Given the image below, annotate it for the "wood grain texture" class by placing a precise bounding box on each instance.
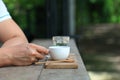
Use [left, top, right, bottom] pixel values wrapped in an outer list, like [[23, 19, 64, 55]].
[[32, 39, 90, 80], [45, 54, 78, 69], [0, 65, 43, 80], [0, 39, 90, 80]]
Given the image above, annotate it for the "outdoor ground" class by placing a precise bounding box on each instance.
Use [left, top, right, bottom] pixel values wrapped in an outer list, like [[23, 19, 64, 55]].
[[78, 40, 120, 80], [77, 24, 120, 80]]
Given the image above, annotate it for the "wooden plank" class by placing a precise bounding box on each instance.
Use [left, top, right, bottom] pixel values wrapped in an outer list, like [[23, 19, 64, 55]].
[[32, 39, 53, 48], [45, 62, 78, 69], [45, 54, 78, 69], [32, 39, 90, 80], [0, 65, 43, 80], [0, 40, 48, 80], [0, 40, 51, 80]]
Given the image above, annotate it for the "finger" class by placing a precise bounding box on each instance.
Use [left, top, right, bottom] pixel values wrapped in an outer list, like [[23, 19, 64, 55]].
[[29, 43, 49, 54], [31, 57, 38, 62], [31, 51, 44, 59]]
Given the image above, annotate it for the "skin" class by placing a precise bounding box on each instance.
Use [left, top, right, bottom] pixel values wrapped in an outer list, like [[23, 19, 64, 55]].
[[0, 19, 49, 67]]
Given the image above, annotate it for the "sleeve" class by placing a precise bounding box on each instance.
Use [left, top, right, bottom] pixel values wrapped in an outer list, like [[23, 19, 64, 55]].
[[0, 0, 11, 22]]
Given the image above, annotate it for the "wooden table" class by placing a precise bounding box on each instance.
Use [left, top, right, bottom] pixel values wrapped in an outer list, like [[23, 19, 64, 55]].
[[0, 39, 90, 80]]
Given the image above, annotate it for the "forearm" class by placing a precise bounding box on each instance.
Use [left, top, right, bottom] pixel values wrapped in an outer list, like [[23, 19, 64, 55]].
[[0, 19, 28, 47], [2, 36, 28, 47]]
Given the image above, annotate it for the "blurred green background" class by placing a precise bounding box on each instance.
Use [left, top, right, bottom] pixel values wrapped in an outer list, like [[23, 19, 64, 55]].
[[4, 0, 120, 80]]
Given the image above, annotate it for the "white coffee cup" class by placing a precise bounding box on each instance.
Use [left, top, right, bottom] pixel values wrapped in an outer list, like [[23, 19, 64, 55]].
[[49, 46, 70, 60]]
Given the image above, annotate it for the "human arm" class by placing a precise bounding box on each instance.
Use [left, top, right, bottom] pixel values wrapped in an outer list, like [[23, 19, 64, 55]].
[[0, 43, 49, 67], [0, 19, 28, 47], [0, 0, 28, 47], [0, 0, 49, 67], [0, 19, 49, 67]]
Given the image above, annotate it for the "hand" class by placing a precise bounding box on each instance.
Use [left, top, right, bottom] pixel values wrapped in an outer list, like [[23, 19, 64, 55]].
[[6, 43, 49, 66]]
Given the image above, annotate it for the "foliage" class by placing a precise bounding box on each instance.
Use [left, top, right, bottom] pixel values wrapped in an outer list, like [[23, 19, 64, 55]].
[[3, 0, 120, 29], [76, 0, 120, 28], [104, 0, 120, 23], [4, 0, 44, 29]]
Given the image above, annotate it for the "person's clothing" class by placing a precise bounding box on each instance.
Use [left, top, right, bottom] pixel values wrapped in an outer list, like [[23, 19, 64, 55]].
[[0, 0, 11, 22]]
